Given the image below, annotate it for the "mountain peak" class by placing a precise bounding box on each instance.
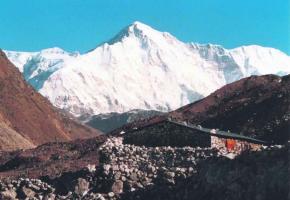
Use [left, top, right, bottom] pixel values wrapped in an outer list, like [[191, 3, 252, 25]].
[[129, 21, 154, 32], [4, 22, 290, 117], [127, 21, 159, 39], [106, 21, 173, 45]]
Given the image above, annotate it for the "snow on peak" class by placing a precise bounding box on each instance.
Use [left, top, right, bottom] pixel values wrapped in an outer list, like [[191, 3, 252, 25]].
[[229, 45, 290, 76], [40, 47, 67, 54], [4, 22, 290, 117], [131, 21, 153, 31], [132, 21, 147, 26], [3, 50, 36, 72], [105, 21, 177, 47]]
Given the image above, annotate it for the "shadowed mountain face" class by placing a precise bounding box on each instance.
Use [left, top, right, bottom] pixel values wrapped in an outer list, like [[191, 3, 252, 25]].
[[0, 50, 101, 151], [111, 75, 290, 144], [83, 109, 164, 133]]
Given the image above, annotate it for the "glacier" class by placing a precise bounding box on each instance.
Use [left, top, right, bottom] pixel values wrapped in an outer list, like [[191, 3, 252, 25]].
[[4, 21, 290, 116]]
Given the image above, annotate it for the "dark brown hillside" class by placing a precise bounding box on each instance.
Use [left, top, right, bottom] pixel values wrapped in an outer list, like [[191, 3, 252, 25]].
[[0, 50, 101, 150], [172, 75, 289, 143], [111, 75, 289, 144], [0, 135, 107, 179]]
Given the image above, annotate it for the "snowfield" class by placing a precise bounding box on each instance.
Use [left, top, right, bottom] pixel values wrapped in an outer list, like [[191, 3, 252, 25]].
[[4, 21, 290, 116]]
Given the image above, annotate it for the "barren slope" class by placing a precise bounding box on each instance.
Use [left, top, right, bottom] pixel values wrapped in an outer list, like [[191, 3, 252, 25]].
[[0, 50, 101, 150]]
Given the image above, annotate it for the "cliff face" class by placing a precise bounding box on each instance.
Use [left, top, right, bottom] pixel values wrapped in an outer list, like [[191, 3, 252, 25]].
[[0, 50, 101, 151]]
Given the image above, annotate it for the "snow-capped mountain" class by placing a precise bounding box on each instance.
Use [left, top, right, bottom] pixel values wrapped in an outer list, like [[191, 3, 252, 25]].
[[4, 21, 290, 116]]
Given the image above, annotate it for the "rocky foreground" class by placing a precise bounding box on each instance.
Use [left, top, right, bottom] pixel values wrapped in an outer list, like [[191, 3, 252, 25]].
[[0, 137, 288, 200]]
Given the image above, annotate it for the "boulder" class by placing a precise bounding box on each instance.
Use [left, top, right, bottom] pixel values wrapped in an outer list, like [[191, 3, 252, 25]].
[[111, 180, 123, 194], [20, 186, 36, 198], [74, 178, 89, 196], [0, 189, 17, 200]]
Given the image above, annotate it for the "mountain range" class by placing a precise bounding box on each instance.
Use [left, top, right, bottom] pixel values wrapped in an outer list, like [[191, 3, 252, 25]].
[[4, 22, 290, 118]]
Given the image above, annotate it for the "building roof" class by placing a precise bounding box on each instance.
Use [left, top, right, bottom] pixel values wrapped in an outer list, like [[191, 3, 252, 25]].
[[166, 120, 269, 145], [126, 118, 269, 145]]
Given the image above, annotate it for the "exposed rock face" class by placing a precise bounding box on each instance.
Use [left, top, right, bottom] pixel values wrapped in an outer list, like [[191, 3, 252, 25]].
[[0, 50, 101, 151], [112, 75, 290, 144]]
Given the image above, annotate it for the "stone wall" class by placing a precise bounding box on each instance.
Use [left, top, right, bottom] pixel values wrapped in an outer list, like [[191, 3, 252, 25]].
[[0, 137, 286, 200]]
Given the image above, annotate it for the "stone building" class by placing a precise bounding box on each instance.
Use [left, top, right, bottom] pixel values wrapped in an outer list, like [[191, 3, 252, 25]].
[[124, 120, 211, 147], [123, 119, 268, 154]]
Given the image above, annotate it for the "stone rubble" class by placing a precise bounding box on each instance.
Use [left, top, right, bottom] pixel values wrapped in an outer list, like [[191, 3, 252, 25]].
[[0, 137, 286, 200], [97, 137, 218, 193]]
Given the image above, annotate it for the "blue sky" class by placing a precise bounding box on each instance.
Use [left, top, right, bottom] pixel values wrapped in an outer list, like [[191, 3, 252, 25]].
[[0, 0, 289, 54]]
